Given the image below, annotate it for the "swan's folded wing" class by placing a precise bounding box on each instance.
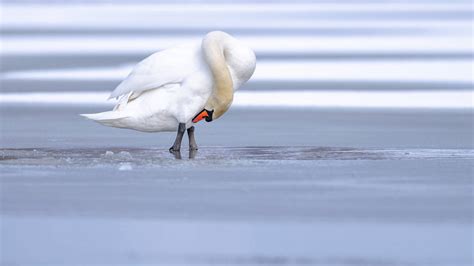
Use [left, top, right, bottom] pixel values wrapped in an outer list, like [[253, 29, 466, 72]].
[[109, 44, 200, 99]]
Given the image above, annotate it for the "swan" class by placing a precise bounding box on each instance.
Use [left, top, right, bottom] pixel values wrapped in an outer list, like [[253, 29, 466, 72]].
[[81, 31, 256, 152]]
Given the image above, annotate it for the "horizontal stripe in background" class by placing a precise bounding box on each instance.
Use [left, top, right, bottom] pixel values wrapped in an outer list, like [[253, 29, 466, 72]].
[[1, 60, 472, 82], [0, 1, 472, 109], [2, 36, 472, 55], [1, 91, 472, 109]]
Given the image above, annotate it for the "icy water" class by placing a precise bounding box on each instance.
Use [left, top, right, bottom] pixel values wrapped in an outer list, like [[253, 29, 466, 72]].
[[1, 0, 473, 265], [1, 107, 473, 266]]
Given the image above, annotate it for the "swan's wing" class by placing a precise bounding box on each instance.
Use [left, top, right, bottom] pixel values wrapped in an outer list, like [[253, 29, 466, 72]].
[[109, 44, 201, 99]]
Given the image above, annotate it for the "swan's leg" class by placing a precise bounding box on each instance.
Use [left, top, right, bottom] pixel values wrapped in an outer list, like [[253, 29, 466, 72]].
[[169, 123, 186, 152], [187, 126, 198, 151]]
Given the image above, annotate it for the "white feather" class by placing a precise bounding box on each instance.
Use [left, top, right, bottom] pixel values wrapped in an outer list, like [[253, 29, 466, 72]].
[[82, 31, 256, 132], [108, 43, 201, 99]]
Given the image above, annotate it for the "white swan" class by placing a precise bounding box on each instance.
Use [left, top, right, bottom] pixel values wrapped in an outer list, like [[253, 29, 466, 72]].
[[82, 31, 256, 151]]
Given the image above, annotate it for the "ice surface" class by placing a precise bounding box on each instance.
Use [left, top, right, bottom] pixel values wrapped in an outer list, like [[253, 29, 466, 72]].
[[118, 162, 133, 171], [2, 146, 473, 266], [2, 106, 471, 265], [1, 146, 473, 168], [2, 216, 472, 266]]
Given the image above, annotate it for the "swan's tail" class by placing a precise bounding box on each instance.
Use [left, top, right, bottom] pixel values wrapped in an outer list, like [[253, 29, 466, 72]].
[[81, 110, 129, 121], [80, 111, 130, 127]]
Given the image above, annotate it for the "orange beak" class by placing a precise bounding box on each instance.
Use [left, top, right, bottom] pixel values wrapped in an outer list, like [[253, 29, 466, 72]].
[[192, 109, 209, 123]]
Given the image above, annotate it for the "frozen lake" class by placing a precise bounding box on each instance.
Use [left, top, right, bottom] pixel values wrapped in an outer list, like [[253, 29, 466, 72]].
[[1, 0, 473, 265], [1, 107, 473, 265]]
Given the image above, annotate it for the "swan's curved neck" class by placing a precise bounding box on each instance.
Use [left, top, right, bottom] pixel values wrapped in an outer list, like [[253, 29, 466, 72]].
[[201, 32, 234, 120]]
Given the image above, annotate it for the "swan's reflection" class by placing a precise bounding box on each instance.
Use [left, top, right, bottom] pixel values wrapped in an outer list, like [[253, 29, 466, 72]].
[[169, 149, 197, 160], [169, 150, 182, 159], [189, 149, 198, 159]]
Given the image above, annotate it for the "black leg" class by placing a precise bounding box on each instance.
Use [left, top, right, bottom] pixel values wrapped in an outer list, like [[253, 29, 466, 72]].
[[169, 123, 186, 152], [187, 126, 198, 151]]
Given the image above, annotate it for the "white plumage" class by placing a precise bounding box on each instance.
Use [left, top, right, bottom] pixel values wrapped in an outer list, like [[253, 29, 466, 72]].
[[82, 31, 256, 133]]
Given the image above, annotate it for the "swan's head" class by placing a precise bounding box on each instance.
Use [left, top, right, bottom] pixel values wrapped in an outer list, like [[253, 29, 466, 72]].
[[193, 31, 256, 124], [192, 108, 214, 123], [224, 37, 256, 89]]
